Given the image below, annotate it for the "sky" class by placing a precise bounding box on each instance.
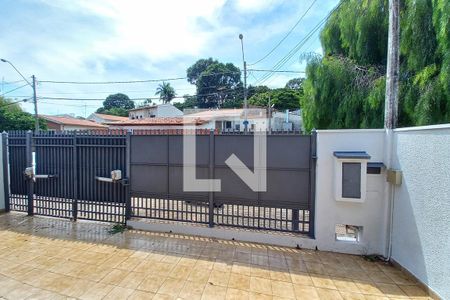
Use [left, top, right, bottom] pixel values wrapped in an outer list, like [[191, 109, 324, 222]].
[[0, 0, 339, 117]]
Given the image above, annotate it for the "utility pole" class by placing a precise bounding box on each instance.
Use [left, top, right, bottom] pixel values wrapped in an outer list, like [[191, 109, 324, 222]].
[[384, 0, 400, 129], [239, 34, 248, 131], [268, 95, 272, 134], [32, 75, 39, 132]]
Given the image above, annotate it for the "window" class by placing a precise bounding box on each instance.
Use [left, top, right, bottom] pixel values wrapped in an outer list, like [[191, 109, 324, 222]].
[[225, 121, 232, 129], [235, 124, 240, 131], [342, 162, 361, 198]]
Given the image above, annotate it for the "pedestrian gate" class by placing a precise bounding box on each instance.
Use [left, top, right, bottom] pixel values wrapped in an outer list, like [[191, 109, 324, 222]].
[[2, 130, 316, 235]]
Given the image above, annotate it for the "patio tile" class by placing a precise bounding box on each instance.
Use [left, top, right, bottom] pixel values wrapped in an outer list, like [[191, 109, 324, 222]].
[[250, 276, 272, 295], [202, 283, 227, 300], [293, 284, 320, 299], [208, 269, 231, 286], [316, 287, 344, 300], [103, 286, 135, 300], [0, 214, 431, 300], [137, 274, 166, 293], [178, 280, 206, 300], [79, 282, 115, 300], [157, 277, 185, 297], [228, 273, 251, 290], [271, 280, 296, 299], [226, 287, 250, 299]]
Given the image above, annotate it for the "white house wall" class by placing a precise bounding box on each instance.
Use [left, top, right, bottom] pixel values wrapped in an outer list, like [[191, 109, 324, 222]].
[[390, 125, 450, 300]]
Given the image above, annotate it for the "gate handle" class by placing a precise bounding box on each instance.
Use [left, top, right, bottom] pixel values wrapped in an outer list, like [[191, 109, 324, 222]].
[[96, 170, 126, 184], [34, 174, 57, 179]]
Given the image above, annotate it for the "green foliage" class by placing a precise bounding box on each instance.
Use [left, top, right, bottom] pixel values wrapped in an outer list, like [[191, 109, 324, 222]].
[[249, 88, 301, 110], [186, 58, 242, 108], [173, 95, 198, 111], [155, 82, 176, 104], [302, 0, 450, 131], [0, 97, 47, 131], [96, 107, 129, 117], [107, 223, 128, 234], [98, 93, 135, 113], [285, 78, 305, 91]]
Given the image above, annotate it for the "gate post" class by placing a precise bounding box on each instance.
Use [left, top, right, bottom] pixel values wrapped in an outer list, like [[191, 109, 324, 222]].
[[208, 129, 215, 227], [125, 130, 132, 220], [309, 129, 317, 238], [2, 132, 10, 212], [26, 130, 34, 216], [72, 132, 78, 221]]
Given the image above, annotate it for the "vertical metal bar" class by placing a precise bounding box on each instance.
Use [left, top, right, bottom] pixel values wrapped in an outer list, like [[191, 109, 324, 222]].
[[292, 209, 299, 231], [308, 130, 317, 238], [2, 132, 10, 212], [72, 132, 78, 220], [208, 130, 214, 227], [125, 130, 132, 220], [26, 131, 33, 215]]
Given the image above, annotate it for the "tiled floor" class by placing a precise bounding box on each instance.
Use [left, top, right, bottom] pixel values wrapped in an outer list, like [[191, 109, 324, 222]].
[[0, 213, 431, 300]]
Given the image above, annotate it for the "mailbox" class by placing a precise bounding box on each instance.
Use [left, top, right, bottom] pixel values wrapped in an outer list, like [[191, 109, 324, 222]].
[[333, 151, 370, 203]]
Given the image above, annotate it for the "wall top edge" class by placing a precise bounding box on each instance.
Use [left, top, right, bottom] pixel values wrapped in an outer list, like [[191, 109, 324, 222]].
[[394, 123, 450, 132]]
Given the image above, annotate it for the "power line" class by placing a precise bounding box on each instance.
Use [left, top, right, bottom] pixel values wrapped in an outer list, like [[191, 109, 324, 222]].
[[0, 97, 32, 108], [254, 1, 343, 85], [0, 83, 29, 97], [39, 76, 187, 85], [249, 0, 317, 66], [250, 69, 305, 74]]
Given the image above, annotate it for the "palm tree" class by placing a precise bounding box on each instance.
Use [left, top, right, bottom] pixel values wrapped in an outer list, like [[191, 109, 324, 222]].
[[155, 82, 176, 104]]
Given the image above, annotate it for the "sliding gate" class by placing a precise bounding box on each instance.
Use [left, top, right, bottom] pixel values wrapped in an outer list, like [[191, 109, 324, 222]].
[[2, 130, 316, 235], [129, 130, 316, 234]]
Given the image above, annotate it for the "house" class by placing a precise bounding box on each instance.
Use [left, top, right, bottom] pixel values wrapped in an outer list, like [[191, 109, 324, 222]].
[[87, 113, 128, 124], [41, 115, 107, 131], [186, 108, 303, 132], [106, 117, 208, 130], [128, 104, 183, 119]]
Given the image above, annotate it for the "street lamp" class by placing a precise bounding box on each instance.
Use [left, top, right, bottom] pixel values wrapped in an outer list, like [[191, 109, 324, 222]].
[[1, 58, 38, 131], [239, 34, 248, 131]]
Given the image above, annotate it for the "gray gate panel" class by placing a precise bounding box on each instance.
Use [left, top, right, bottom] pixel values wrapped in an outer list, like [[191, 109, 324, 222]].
[[266, 136, 310, 168], [131, 165, 168, 195], [169, 166, 209, 200], [260, 169, 310, 209], [214, 135, 254, 168], [131, 135, 168, 164], [169, 135, 209, 166], [214, 167, 258, 204]]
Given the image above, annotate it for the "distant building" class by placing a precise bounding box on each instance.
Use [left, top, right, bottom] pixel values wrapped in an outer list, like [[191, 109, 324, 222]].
[[128, 104, 183, 119], [106, 117, 208, 130], [87, 113, 128, 124], [41, 115, 107, 131]]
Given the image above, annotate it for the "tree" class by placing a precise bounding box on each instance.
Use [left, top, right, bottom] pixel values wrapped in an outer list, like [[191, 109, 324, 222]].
[[0, 97, 47, 131], [186, 58, 217, 85], [249, 88, 301, 111], [155, 82, 176, 104], [247, 85, 271, 99], [285, 78, 305, 91], [301, 0, 450, 131], [96, 93, 135, 116], [187, 59, 242, 108], [173, 95, 198, 111]]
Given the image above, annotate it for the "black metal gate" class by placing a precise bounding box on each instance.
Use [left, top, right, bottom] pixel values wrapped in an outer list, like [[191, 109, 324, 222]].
[[129, 130, 316, 235], [3, 131, 128, 223], [2, 130, 316, 235]]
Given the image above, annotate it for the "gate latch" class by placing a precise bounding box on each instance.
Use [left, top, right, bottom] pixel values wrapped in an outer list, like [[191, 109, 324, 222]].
[[24, 167, 34, 179], [96, 170, 123, 183]]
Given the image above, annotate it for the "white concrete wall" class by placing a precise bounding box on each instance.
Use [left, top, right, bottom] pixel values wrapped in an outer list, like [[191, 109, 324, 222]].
[[156, 104, 183, 117], [390, 124, 450, 300], [315, 129, 388, 255]]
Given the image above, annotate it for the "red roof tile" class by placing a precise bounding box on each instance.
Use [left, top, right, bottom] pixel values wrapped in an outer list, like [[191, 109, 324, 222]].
[[41, 115, 107, 128]]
